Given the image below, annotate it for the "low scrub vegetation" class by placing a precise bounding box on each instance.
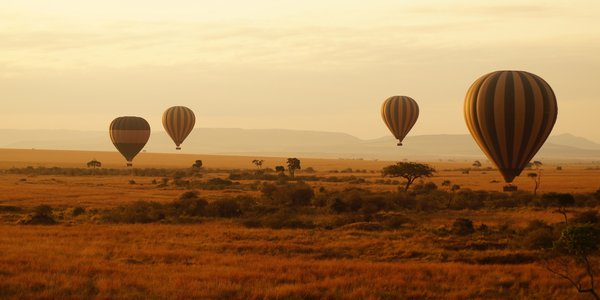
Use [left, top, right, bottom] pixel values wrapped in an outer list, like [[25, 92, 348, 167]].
[[1, 167, 600, 299]]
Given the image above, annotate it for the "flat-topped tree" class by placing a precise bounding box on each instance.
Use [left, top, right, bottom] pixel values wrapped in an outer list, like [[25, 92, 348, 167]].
[[252, 159, 264, 169], [87, 159, 101, 168], [382, 162, 436, 191], [192, 160, 203, 170]]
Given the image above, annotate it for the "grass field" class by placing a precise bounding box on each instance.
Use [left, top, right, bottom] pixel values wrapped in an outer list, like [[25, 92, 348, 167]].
[[0, 223, 578, 299], [1, 148, 599, 299]]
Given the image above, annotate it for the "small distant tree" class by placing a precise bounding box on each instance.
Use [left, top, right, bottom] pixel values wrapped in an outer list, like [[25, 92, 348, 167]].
[[192, 160, 203, 170], [87, 159, 102, 168], [528, 161, 543, 196], [528, 172, 540, 196], [252, 159, 264, 169], [472, 160, 482, 168], [544, 224, 600, 300], [275, 166, 285, 175], [287, 158, 301, 179], [382, 162, 436, 191], [451, 184, 461, 193], [443, 181, 461, 208]]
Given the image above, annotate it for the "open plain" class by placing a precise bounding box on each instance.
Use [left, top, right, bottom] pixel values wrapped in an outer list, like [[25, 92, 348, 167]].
[[1, 148, 599, 299]]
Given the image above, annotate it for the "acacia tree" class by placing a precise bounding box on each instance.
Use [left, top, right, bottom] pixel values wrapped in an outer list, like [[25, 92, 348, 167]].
[[441, 180, 451, 188], [472, 160, 482, 168], [192, 160, 203, 170], [382, 162, 436, 191], [252, 159, 264, 169], [528, 161, 543, 196], [545, 224, 600, 299], [87, 159, 102, 168], [286, 158, 301, 178], [528, 172, 541, 196]]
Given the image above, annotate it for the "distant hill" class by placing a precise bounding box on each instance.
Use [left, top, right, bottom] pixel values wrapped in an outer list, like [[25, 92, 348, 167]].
[[547, 133, 600, 150], [0, 128, 599, 160]]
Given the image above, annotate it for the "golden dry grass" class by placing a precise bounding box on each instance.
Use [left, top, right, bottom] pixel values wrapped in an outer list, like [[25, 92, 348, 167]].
[[1, 149, 599, 299], [0, 223, 584, 299]]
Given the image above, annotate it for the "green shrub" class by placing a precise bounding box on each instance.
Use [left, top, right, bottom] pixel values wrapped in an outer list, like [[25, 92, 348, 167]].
[[289, 184, 315, 206], [415, 193, 443, 211], [243, 209, 315, 229], [206, 199, 242, 218], [412, 181, 438, 194], [0, 205, 23, 213], [172, 191, 208, 217], [452, 190, 486, 210], [71, 206, 86, 217], [571, 210, 599, 224], [328, 197, 348, 213], [540, 192, 575, 207], [18, 205, 56, 225], [266, 183, 315, 206], [452, 218, 474, 235], [522, 228, 555, 250], [105, 201, 167, 223], [554, 224, 600, 256]]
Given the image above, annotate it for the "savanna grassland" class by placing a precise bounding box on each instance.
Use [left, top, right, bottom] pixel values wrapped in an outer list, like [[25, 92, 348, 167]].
[[1, 149, 600, 299]]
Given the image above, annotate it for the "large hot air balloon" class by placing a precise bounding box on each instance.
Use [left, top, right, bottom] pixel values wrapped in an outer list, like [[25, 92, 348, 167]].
[[464, 70, 558, 190], [109, 116, 151, 167], [381, 96, 419, 146], [162, 106, 195, 150]]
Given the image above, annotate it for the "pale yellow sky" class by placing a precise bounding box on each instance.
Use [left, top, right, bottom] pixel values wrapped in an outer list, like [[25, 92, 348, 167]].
[[1, 0, 599, 141]]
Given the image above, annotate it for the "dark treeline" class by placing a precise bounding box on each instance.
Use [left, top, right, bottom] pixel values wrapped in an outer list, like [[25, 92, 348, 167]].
[[4, 166, 238, 177]]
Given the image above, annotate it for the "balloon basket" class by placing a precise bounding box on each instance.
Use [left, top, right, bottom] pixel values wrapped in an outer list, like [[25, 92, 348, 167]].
[[503, 185, 517, 192], [127, 163, 133, 167], [176, 147, 181, 150], [397, 142, 403, 146]]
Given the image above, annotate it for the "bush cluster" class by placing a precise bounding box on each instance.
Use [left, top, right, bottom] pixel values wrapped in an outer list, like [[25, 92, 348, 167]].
[[100, 191, 247, 223]]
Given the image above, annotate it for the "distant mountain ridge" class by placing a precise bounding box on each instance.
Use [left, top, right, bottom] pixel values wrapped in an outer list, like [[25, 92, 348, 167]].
[[0, 128, 599, 160]]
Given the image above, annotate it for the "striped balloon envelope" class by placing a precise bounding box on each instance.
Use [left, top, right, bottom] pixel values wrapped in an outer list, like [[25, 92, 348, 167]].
[[109, 116, 151, 167], [381, 96, 419, 146], [464, 70, 558, 185], [162, 106, 195, 150]]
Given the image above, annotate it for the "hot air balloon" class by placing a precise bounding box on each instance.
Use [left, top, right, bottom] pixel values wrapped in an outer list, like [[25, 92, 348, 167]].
[[162, 106, 195, 150], [464, 70, 558, 191], [381, 96, 419, 146], [109, 116, 151, 167]]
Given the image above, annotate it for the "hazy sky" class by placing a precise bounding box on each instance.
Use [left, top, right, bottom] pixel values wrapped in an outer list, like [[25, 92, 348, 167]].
[[1, 0, 599, 142]]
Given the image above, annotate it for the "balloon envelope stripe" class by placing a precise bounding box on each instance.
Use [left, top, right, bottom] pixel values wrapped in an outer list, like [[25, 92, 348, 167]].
[[480, 72, 503, 170], [464, 70, 557, 183], [163, 106, 195, 148], [381, 96, 419, 145], [516, 72, 537, 168], [503, 72, 516, 169], [109, 116, 150, 165], [511, 72, 527, 169]]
